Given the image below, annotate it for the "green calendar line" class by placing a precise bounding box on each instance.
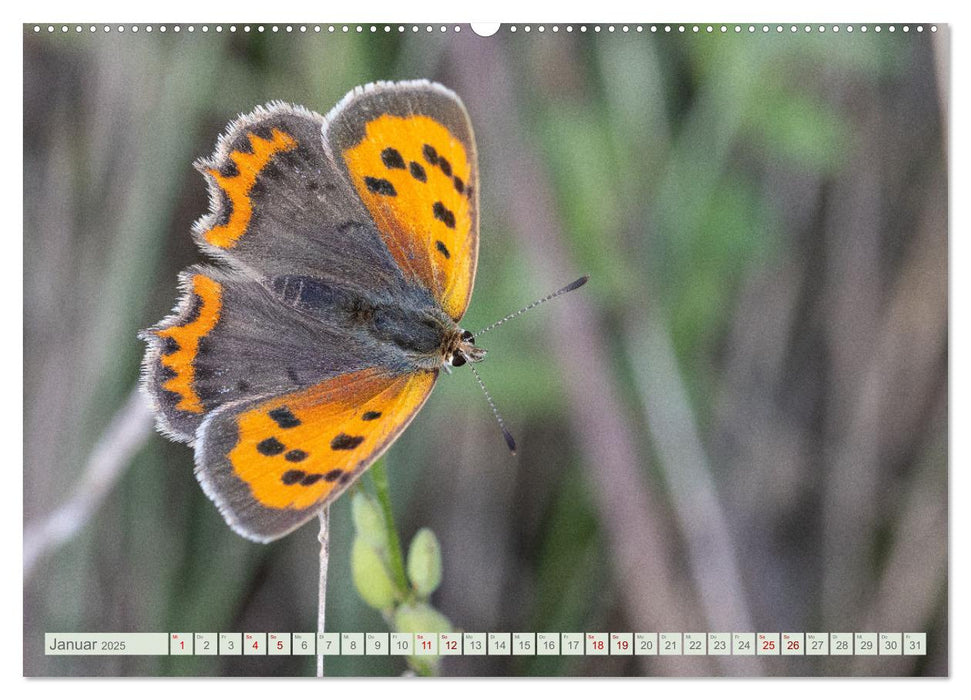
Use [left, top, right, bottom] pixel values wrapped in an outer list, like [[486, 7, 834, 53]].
[[45, 632, 927, 657]]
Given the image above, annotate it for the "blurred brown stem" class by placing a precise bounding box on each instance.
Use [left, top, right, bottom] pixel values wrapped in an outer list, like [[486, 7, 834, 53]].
[[627, 312, 762, 675], [853, 398, 946, 675]]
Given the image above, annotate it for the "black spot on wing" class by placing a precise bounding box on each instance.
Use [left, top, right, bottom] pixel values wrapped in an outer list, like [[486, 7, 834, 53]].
[[436, 241, 451, 259], [160, 336, 180, 356], [281, 470, 304, 485], [331, 433, 364, 451], [217, 160, 239, 178], [231, 134, 255, 155], [362, 411, 382, 421], [364, 176, 396, 196], [282, 469, 323, 486], [409, 161, 427, 182], [381, 147, 406, 169], [268, 406, 301, 429], [250, 125, 274, 141], [257, 437, 285, 456], [432, 202, 456, 229]]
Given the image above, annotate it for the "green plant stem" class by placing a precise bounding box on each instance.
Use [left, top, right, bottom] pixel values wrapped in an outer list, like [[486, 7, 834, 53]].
[[369, 459, 409, 592]]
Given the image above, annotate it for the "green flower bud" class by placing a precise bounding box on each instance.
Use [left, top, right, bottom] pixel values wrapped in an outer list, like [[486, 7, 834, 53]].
[[394, 602, 452, 635], [396, 603, 451, 676], [351, 538, 397, 610], [406, 528, 443, 596], [351, 492, 387, 550]]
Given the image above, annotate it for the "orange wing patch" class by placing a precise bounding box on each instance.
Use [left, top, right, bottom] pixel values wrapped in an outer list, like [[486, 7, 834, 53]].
[[342, 115, 475, 320], [204, 128, 297, 249], [155, 274, 223, 414], [229, 368, 436, 510]]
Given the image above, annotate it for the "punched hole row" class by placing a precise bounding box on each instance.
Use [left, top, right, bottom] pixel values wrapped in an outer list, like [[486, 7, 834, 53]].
[[30, 24, 938, 35]]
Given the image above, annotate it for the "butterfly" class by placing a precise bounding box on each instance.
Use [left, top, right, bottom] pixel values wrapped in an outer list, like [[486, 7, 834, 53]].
[[141, 81, 486, 543]]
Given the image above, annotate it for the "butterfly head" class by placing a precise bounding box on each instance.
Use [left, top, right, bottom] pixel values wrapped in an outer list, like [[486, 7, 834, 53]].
[[444, 328, 486, 370]]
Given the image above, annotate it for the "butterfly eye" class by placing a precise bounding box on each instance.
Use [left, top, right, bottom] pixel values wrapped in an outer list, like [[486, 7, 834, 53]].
[[451, 352, 467, 367], [461, 329, 475, 344]]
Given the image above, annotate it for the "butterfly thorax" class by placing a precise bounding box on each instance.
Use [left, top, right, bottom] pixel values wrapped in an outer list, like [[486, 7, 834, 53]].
[[367, 306, 485, 373]]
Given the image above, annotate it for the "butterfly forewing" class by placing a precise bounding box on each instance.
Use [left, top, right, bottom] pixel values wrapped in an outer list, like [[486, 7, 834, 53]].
[[325, 81, 480, 322], [192, 102, 406, 297]]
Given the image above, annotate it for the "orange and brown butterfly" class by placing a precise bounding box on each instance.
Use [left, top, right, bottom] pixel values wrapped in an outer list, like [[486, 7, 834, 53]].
[[140, 81, 486, 542]]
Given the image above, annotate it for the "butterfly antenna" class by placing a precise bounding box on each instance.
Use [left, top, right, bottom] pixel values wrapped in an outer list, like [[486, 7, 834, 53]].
[[474, 275, 589, 338], [468, 362, 517, 455]]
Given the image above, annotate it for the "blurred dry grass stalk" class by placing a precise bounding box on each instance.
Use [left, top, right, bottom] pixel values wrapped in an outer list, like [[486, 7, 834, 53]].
[[23, 26, 947, 676]]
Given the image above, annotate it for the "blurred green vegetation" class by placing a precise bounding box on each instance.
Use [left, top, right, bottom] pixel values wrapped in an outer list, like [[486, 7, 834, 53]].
[[24, 24, 947, 677]]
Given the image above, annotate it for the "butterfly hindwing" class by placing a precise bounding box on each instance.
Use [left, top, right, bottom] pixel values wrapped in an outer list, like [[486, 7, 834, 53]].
[[196, 368, 436, 542], [141, 264, 443, 541], [325, 80, 480, 322], [141, 265, 406, 443]]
